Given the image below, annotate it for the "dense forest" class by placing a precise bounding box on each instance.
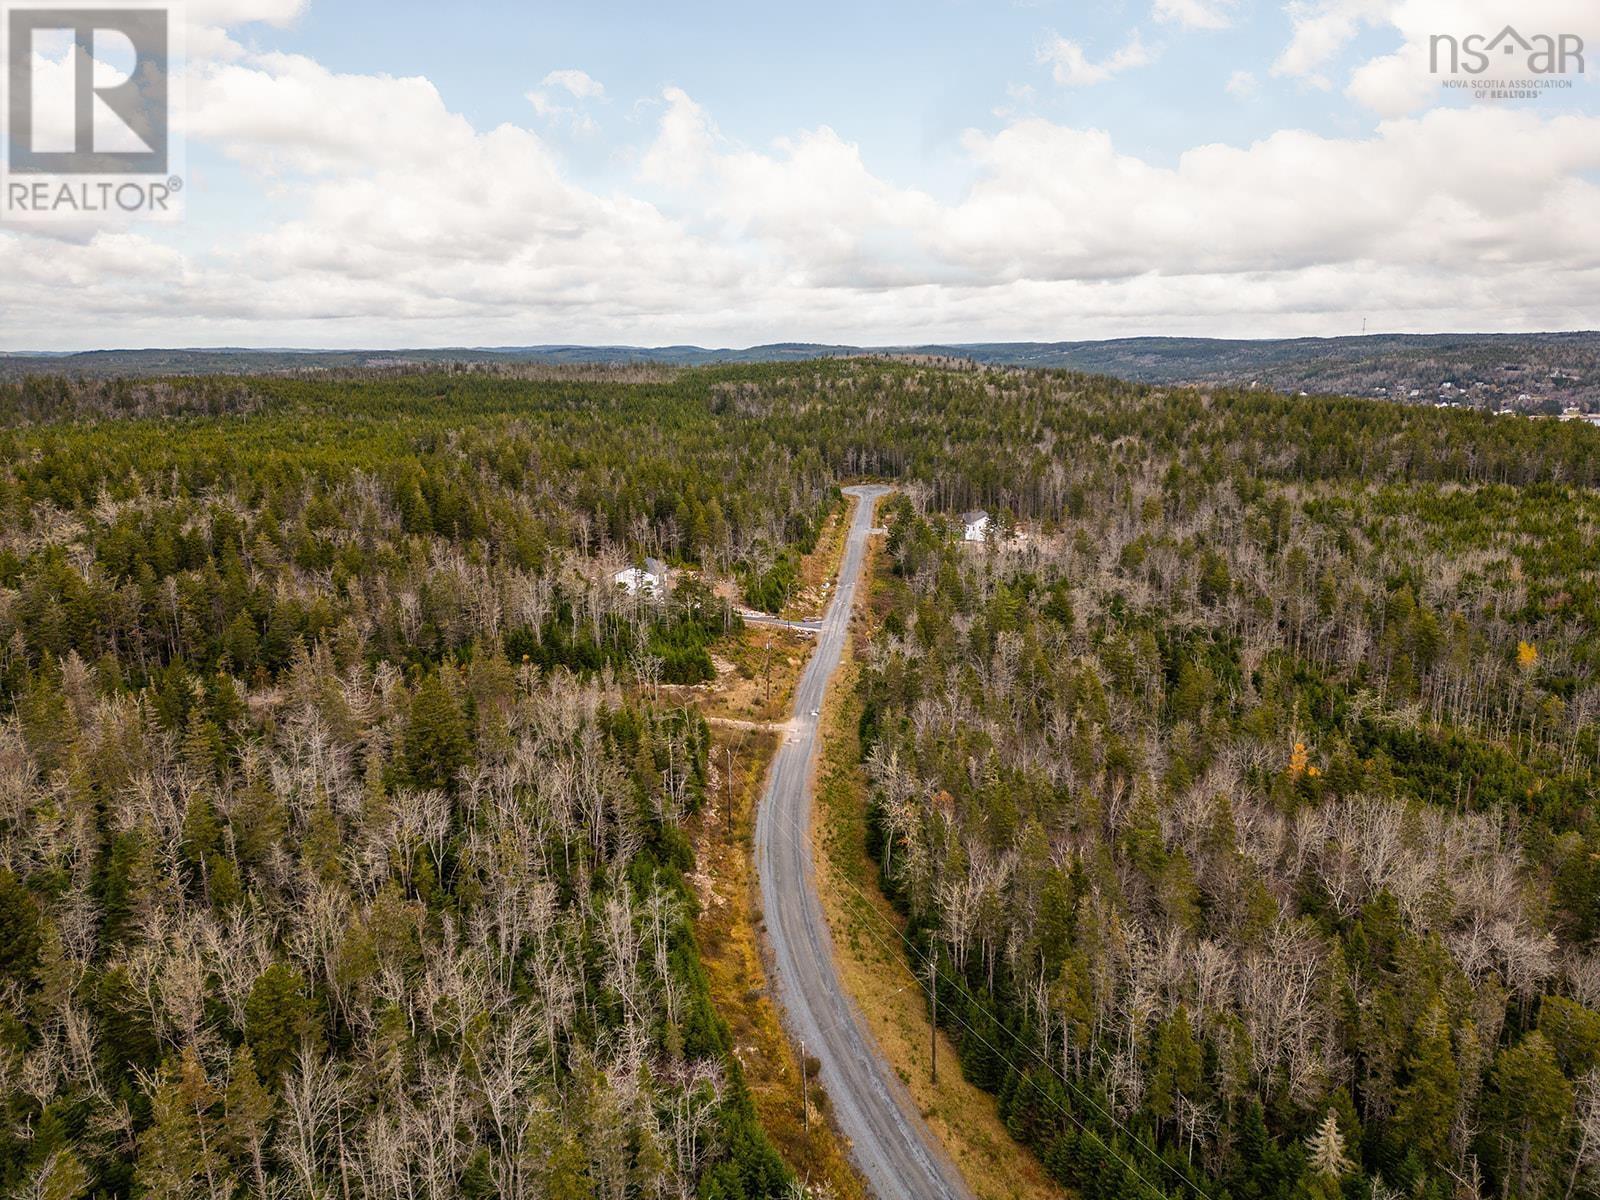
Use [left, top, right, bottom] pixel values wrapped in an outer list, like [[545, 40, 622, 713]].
[[2, 361, 1599, 1198], [0, 369, 839, 1199], [854, 376, 1600, 1199]]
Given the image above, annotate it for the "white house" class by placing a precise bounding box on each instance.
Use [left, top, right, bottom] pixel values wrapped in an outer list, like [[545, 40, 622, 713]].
[[613, 556, 668, 596], [962, 510, 990, 543]]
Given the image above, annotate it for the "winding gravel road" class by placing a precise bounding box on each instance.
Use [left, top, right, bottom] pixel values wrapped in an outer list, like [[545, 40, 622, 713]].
[[755, 485, 975, 1200]]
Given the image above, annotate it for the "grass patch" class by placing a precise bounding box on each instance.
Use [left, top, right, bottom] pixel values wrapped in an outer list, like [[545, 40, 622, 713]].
[[701, 623, 811, 724]]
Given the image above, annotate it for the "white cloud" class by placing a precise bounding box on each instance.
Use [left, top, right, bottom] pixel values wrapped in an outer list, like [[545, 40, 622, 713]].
[[1154, 0, 1237, 31], [6, 28, 1600, 350], [524, 69, 605, 135], [1345, 43, 1434, 115], [638, 86, 721, 187], [1038, 29, 1155, 87], [993, 81, 1037, 119], [638, 89, 944, 286], [1226, 69, 1260, 97], [180, 0, 308, 63], [541, 68, 605, 100], [187, 53, 474, 173], [625, 92, 1600, 305], [1272, 0, 1392, 83], [186, 0, 307, 27], [938, 109, 1600, 282]]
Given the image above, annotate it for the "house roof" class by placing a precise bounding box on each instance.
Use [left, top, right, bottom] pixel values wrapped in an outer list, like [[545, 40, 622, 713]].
[[961, 510, 989, 525], [644, 556, 667, 576]]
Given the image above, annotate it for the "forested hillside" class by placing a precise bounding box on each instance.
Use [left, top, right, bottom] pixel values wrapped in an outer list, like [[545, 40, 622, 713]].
[[4, 333, 1598, 411], [2, 361, 1599, 1198]]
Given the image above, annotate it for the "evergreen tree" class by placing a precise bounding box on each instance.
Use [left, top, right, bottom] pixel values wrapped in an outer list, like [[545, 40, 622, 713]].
[[221, 1046, 275, 1199], [1479, 1032, 1572, 1199], [402, 670, 469, 791], [1300, 1110, 1352, 1200], [1148, 1005, 1204, 1133], [0, 869, 42, 984], [1538, 995, 1600, 1077], [20, 1148, 90, 1200], [1391, 999, 1458, 1167], [135, 1049, 228, 1200], [243, 964, 321, 1083]]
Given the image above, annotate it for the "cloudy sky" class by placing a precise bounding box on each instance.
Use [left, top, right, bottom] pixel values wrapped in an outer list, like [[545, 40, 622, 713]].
[[2, 0, 1597, 349]]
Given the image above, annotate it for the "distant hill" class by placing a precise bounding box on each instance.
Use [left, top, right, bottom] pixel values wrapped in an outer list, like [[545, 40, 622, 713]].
[[2, 333, 1596, 409]]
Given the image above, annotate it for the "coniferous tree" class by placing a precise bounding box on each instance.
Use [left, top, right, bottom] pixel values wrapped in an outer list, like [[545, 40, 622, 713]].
[[1391, 999, 1458, 1167], [1479, 1033, 1572, 1198], [1301, 1110, 1352, 1200], [403, 670, 470, 791]]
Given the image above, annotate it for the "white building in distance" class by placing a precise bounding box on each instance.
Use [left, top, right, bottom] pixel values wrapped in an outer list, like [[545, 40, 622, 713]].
[[614, 556, 668, 596], [962, 510, 990, 542]]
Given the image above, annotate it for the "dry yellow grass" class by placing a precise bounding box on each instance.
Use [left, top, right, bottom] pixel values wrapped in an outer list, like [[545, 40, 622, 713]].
[[651, 619, 809, 726], [681, 498, 879, 1200], [689, 726, 866, 1199]]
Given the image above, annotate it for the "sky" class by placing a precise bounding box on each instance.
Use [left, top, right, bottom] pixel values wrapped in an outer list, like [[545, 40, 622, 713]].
[[1, 0, 1597, 350]]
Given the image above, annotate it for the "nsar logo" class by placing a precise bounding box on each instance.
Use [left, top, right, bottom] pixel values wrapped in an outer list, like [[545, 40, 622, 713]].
[[1430, 25, 1585, 76]]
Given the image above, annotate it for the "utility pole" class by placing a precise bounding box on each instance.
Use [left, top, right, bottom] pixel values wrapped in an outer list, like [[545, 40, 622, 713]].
[[928, 956, 938, 1084], [724, 741, 737, 842], [800, 1039, 810, 1131], [762, 637, 773, 707]]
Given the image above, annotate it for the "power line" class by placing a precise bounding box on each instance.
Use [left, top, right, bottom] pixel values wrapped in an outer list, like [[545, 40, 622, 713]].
[[767, 797, 1216, 1200]]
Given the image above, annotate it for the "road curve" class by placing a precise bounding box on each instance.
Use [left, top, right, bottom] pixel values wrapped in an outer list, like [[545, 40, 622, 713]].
[[755, 484, 975, 1200]]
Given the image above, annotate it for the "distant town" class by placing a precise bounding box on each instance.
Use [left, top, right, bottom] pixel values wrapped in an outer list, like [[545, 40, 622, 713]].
[[1345, 365, 1598, 419]]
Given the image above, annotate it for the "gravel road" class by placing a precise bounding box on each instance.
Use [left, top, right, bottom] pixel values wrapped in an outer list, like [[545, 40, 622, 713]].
[[755, 484, 975, 1200]]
